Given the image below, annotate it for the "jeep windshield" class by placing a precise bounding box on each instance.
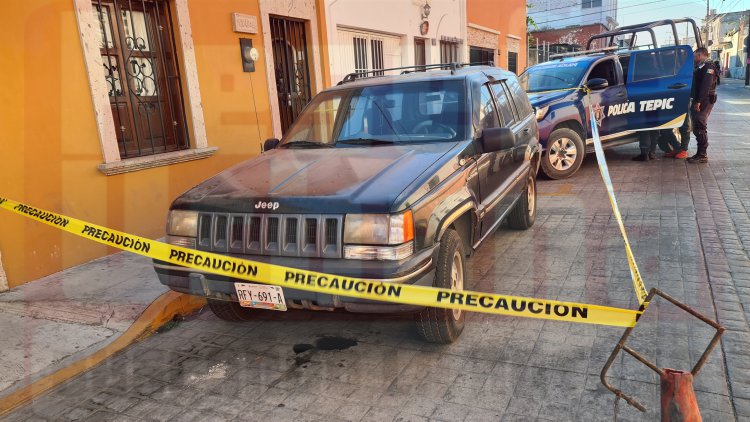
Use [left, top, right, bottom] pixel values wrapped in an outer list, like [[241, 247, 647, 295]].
[[281, 80, 467, 147], [519, 61, 589, 93]]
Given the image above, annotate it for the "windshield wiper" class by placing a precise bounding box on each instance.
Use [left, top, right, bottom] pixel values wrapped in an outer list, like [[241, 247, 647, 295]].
[[336, 138, 397, 145], [281, 140, 333, 148]]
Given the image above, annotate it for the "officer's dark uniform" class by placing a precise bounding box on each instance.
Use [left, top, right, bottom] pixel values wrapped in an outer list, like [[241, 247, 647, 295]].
[[690, 59, 718, 162]]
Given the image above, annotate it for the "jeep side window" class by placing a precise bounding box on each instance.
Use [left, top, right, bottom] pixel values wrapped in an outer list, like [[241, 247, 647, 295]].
[[489, 82, 514, 126], [478, 85, 500, 132], [588, 59, 618, 86]]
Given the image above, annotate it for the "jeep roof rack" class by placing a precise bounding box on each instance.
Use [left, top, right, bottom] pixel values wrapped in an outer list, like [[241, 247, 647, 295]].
[[549, 46, 620, 59], [586, 18, 703, 51], [337, 61, 495, 85]]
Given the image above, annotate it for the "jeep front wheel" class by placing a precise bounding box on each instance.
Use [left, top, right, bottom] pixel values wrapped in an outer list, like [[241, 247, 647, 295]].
[[541, 128, 585, 179], [415, 229, 465, 344], [207, 299, 254, 322]]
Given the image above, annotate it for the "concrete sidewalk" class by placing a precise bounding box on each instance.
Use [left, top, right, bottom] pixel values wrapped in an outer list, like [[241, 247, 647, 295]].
[[0, 251, 171, 397]]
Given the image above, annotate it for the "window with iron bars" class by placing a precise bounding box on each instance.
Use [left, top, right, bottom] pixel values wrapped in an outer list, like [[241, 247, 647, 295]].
[[93, 0, 190, 159], [440, 40, 460, 65]]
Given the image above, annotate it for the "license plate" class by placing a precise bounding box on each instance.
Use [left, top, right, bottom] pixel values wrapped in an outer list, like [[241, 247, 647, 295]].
[[234, 283, 287, 311]]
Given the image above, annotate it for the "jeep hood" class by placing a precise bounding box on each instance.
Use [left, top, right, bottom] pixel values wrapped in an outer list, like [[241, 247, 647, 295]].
[[172, 143, 461, 214]]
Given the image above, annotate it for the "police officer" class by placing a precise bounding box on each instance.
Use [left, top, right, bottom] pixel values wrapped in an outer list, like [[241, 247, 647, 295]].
[[632, 130, 659, 161], [688, 47, 718, 163]]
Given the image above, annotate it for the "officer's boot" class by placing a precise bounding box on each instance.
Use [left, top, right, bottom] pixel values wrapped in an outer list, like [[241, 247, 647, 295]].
[[632, 149, 650, 162]]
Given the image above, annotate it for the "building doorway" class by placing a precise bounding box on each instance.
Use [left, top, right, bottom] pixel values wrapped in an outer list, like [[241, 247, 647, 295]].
[[269, 16, 312, 133]]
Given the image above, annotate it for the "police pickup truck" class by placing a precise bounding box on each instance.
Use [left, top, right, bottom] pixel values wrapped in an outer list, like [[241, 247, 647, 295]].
[[521, 19, 701, 179], [155, 63, 540, 343]]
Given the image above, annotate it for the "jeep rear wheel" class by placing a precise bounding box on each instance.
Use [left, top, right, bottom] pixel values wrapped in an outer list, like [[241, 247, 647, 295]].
[[207, 299, 254, 322], [415, 229, 465, 344], [507, 172, 537, 230], [541, 128, 585, 179]]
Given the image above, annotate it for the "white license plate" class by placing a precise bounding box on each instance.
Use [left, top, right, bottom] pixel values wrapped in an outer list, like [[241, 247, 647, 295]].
[[234, 283, 287, 311]]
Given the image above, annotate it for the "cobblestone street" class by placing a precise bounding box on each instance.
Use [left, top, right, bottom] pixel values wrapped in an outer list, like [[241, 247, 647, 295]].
[[4, 81, 750, 421]]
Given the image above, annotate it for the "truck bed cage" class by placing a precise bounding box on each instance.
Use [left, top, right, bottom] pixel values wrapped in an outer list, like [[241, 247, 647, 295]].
[[586, 18, 703, 51], [338, 61, 495, 85]]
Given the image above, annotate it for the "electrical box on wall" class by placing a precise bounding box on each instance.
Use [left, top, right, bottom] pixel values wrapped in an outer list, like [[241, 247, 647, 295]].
[[240, 38, 258, 72]]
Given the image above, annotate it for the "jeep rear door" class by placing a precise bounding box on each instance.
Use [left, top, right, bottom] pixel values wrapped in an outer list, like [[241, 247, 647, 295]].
[[623, 46, 693, 131]]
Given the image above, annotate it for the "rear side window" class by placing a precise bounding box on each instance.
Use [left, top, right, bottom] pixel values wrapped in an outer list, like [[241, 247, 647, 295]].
[[506, 78, 534, 119], [490, 82, 516, 126], [632, 47, 688, 82], [478, 86, 500, 133]]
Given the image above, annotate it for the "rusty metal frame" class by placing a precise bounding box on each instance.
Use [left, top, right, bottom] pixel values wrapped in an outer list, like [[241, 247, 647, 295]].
[[600, 288, 725, 412]]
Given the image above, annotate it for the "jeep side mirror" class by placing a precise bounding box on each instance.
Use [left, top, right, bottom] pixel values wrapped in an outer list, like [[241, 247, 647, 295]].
[[480, 127, 515, 153], [263, 138, 280, 152], [586, 78, 609, 90]]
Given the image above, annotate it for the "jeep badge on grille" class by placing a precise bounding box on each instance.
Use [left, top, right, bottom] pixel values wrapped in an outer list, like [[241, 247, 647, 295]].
[[255, 201, 280, 210]]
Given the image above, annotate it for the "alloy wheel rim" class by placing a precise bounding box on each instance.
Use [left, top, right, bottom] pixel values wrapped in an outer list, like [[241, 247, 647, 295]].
[[549, 138, 577, 171], [527, 177, 535, 218], [451, 251, 464, 320]]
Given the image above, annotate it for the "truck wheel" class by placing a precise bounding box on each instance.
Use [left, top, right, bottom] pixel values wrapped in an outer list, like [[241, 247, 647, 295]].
[[540, 128, 585, 179], [508, 172, 537, 230], [207, 299, 254, 322], [415, 229, 465, 344]]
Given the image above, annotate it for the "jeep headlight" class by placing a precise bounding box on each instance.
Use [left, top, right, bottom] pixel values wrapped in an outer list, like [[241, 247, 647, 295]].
[[343, 211, 414, 260], [167, 210, 198, 237], [535, 105, 549, 121]]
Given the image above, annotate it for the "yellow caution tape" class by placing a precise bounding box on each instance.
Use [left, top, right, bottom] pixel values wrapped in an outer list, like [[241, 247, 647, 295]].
[[534, 85, 649, 304], [587, 101, 649, 305], [0, 196, 640, 327]]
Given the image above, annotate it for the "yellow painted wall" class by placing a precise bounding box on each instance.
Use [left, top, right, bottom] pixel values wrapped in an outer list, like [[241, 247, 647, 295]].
[[0, 0, 276, 288]]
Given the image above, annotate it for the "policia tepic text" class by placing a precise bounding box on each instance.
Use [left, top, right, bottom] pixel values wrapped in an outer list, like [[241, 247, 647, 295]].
[[633, 47, 718, 163]]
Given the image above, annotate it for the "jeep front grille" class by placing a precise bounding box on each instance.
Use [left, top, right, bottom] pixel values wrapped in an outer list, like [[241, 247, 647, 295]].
[[196, 213, 343, 258]]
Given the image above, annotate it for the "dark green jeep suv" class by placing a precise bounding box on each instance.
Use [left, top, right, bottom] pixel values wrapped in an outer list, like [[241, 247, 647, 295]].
[[155, 64, 541, 343]]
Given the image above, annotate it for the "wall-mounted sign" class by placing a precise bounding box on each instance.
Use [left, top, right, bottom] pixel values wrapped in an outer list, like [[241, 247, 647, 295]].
[[420, 20, 429, 36], [232, 13, 258, 34]]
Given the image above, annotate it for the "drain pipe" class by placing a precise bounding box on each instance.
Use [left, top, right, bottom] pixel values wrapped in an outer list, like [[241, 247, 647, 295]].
[[0, 249, 8, 292]]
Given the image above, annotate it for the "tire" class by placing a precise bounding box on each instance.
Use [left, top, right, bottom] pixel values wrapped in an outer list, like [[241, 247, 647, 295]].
[[540, 128, 585, 180], [207, 298, 254, 322], [415, 229, 466, 344], [507, 171, 537, 230]]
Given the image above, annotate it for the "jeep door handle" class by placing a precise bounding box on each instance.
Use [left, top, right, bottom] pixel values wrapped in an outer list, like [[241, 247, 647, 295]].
[[616, 91, 626, 98], [668, 83, 688, 89], [523, 128, 531, 134]]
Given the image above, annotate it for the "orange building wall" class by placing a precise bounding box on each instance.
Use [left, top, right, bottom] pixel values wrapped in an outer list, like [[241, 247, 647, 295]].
[[466, 0, 528, 71], [0, 0, 275, 288]]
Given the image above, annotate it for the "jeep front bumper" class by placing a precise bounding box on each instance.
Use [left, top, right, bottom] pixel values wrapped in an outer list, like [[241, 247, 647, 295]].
[[152, 244, 439, 313]]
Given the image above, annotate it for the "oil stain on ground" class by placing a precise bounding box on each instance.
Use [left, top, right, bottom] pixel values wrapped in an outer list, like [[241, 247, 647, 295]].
[[292, 336, 358, 366]]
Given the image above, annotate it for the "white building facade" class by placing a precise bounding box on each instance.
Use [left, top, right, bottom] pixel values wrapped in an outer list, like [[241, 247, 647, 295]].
[[528, 0, 617, 30], [322, 0, 468, 84]]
